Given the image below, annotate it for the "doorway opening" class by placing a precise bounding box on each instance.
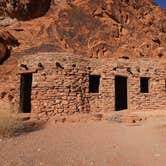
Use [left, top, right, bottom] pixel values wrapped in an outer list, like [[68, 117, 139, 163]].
[[19, 73, 32, 113], [115, 76, 128, 111]]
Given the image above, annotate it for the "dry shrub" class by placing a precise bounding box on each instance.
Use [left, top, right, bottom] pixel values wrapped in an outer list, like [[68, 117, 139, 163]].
[[0, 110, 22, 138], [0, 110, 46, 138]]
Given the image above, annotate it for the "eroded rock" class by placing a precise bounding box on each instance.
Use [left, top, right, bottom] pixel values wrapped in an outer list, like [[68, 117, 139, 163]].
[[0, 0, 51, 20]]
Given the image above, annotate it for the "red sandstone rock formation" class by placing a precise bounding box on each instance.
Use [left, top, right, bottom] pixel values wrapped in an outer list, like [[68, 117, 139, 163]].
[[0, 29, 19, 63], [0, 0, 164, 60], [0, 0, 164, 59], [0, 0, 51, 20]]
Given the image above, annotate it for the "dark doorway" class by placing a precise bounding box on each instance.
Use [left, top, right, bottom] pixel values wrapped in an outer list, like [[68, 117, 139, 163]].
[[20, 73, 32, 113], [115, 76, 128, 111]]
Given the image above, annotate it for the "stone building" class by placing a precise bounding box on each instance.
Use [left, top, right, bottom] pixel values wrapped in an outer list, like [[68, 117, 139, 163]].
[[18, 52, 166, 118]]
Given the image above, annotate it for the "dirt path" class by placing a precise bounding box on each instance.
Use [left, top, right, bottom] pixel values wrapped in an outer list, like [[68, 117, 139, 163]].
[[1, 117, 166, 166]]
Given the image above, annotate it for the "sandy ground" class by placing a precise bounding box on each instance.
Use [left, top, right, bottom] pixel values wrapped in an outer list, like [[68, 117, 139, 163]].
[[1, 116, 166, 166]]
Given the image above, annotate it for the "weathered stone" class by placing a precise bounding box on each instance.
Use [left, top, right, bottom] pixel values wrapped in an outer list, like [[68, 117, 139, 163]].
[[14, 53, 166, 119]]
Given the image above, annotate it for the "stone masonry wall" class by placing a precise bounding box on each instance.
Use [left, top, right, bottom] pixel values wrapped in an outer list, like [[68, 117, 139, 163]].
[[18, 52, 166, 118]]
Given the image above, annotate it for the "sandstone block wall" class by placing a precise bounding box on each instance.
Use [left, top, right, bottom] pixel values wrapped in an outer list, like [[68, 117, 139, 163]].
[[18, 52, 166, 118]]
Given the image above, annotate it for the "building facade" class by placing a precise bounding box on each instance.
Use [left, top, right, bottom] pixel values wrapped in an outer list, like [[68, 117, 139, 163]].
[[18, 52, 166, 118]]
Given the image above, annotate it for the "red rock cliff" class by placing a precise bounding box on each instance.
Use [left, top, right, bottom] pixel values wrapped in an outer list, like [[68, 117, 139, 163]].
[[0, 0, 165, 60]]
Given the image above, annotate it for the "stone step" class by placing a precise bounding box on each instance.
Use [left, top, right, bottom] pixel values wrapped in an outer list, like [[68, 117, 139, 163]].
[[109, 113, 146, 124], [22, 119, 47, 129], [17, 113, 31, 121]]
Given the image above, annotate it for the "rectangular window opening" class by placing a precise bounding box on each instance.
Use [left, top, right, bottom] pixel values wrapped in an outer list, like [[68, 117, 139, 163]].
[[140, 77, 149, 93], [89, 75, 100, 93]]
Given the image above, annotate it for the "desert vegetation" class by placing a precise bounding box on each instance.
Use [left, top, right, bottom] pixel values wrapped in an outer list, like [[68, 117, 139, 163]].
[[0, 110, 46, 138], [0, 110, 23, 138]]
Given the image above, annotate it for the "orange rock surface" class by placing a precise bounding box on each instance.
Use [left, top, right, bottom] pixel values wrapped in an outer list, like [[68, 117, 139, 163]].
[[0, 0, 165, 60]]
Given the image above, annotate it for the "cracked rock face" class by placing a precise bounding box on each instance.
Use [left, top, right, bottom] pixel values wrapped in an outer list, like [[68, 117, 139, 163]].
[[0, 0, 165, 59], [0, 0, 51, 20], [0, 29, 19, 64]]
